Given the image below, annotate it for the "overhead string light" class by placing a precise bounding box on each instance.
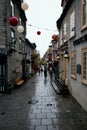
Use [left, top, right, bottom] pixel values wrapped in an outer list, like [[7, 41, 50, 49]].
[[27, 24, 57, 32]]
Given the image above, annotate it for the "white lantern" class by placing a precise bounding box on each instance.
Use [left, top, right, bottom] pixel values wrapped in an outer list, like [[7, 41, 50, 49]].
[[17, 26, 24, 33], [21, 3, 29, 11]]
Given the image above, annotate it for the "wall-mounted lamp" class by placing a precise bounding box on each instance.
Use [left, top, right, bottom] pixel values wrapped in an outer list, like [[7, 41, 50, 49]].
[[57, 53, 60, 59], [64, 51, 69, 59]]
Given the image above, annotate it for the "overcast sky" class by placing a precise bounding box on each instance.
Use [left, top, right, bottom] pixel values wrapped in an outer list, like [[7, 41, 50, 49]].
[[25, 0, 62, 58]]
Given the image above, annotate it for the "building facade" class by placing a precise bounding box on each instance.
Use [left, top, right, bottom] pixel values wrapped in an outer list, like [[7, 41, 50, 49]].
[[0, 0, 28, 92], [56, 0, 87, 111]]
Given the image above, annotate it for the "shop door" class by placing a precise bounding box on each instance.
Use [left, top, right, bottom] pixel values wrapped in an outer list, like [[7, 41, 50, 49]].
[[0, 56, 7, 92]]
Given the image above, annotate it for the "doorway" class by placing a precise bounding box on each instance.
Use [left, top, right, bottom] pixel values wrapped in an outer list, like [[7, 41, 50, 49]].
[[0, 56, 7, 92]]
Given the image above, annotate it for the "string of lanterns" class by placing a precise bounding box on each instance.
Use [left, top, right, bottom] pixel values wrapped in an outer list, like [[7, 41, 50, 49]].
[[9, 1, 29, 33], [8, 1, 58, 39], [27, 24, 57, 36]]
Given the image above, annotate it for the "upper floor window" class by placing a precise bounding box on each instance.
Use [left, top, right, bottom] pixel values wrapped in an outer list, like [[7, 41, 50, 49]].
[[70, 51, 76, 79], [70, 10, 75, 38], [19, 17, 22, 25], [63, 22, 67, 42], [19, 39, 22, 53], [82, 48, 87, 84], [10, 0, 14, 16], [81, 0, 87, 30], [59, 29, 63, 46], [11, 29, 16, 49]]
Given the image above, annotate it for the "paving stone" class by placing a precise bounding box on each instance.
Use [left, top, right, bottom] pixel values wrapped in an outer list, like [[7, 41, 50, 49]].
[[35, 126, 47, 130], [47, 113, 57, 118], [36, 113, 47, 118], [32, 109, 41, 113], [42, 108, 51, 113], [27, 113, 36, 119], [29, 119, 41, 125], [42, 119, 52, 125], [48, 125, 59, 130], [0, 73, 87, 130]]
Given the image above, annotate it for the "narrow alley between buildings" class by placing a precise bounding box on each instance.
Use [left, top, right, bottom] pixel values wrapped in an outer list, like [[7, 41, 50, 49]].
[[0, 71, 87, 130]]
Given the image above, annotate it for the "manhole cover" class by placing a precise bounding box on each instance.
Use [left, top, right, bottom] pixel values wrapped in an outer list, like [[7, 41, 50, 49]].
[[47, 103, 52, 106], [28, 100, 38, 104], [1, 112, 5, 115]]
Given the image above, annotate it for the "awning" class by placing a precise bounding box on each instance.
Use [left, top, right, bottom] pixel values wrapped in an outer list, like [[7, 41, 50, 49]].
[[0, 48, 8, 56]]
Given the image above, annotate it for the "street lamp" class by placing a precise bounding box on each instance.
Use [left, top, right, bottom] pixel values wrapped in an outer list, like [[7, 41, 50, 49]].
[[57, 53, 60, 59], [64, 50, 69, 59]]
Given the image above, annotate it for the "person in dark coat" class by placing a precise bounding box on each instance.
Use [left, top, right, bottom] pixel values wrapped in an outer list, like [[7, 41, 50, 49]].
[[53, 61, 59, 81], [44, 68, 47, 78]]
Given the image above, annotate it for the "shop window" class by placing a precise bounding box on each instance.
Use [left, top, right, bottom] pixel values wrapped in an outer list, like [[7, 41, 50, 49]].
[[70, 51, 76, 79], [82, 48, 87, 84], [81, 0, 87, 30]]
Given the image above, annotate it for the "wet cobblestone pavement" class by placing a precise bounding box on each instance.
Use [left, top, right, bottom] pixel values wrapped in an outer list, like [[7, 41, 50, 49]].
[[0, 72, 87, 130]]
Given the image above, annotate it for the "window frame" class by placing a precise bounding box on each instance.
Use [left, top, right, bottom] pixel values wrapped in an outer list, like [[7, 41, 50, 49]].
[[69, 9, 76, 39], [59, 29, 63, 46], [80, 0, 87, 31], [10, 0, 14, 16], [81, 48, 87, 85], [11, 29, 16, 50], [63, 22, 67, 43], [70, 51, 77, 80]]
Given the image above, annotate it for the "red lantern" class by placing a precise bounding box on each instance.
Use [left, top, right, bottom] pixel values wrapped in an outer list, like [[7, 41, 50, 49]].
[[37, 31, 41, 35], [9, 16, 18, 26], [52, 34, 57, 40]]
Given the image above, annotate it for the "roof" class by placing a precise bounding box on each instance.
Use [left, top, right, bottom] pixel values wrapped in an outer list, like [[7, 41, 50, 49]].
[[56, 0, 74, 29], [25, 39, 37, 49], [0, 48, 8, 56]]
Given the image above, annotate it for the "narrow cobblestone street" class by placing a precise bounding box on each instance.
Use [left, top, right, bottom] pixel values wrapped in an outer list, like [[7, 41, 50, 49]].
[[0, 72, 87, 130]]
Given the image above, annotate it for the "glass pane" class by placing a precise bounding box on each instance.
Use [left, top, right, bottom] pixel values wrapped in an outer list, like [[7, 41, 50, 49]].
[[71, 54, 76, 75], [82, 0, 86, 26], [83, 51, 87, 80]]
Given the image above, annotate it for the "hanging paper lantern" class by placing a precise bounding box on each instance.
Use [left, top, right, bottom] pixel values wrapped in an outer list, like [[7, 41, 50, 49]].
[[21, 3, 29, 11], [9, 16, 18, 26], [17, 25, 24, 33], [52, 34, 57, 40], [37, 31, 41, 35]]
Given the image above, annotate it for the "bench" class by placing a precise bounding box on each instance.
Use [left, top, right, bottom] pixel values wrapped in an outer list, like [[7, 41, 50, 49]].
[[15, 77, 24, 86]]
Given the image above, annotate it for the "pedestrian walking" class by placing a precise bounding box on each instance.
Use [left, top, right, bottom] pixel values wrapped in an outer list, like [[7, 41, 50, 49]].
[[44, 68, 47, 79], [49, 67, 53, 80], [53, 61, 59, 81]]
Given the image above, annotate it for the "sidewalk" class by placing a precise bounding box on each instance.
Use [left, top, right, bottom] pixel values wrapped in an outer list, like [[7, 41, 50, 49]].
[[0, 71, 87, 130]]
